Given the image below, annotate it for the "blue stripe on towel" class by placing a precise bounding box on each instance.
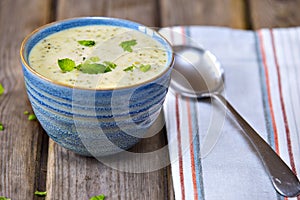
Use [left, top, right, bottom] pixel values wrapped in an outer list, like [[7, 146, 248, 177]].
[[254, 31, 284, 200], [190, 99, 205, 200], [254, 32, 275, 149], [186, 26, 205, 200]]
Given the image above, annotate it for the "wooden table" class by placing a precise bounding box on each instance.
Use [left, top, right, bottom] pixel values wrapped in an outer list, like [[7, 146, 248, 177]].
[[1, 0, 300, 199]]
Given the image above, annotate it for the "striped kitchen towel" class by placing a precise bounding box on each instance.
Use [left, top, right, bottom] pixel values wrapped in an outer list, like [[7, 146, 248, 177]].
[[160, 26, 300, 200]]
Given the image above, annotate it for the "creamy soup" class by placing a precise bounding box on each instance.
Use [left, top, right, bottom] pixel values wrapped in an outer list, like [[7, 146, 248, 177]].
[[29, 25, 168, 89]]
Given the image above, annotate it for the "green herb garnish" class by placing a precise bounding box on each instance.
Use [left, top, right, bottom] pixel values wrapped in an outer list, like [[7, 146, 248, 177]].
[[78, 40, 96, 47], [90, 56, 100, 62], [58, 58, 76, 72], [0, 123, 4, 131], [34, 190, 47, 197], [123, 64, 151, 72], [90, 194, 105, 200], [0, 196, 11, 200], [119, 39, 137, 52], [78, 63, 107, 74], [103, 61, 117, 72], [57, 57, 117, 75], [139, 64, 151, 72], [0, 83, 4, 96], [28, 114, 37, 121], [24, 111, 36, 121], [103, 61, 117, 69], [123, 64, 136, 72], [104, 67, 112, 73]]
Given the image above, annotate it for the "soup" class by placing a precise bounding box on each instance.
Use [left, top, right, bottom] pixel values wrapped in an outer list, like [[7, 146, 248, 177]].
[[28, 25, 168, 89]]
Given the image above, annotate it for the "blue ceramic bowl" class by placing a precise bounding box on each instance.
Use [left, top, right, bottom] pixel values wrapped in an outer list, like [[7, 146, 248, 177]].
[[20, 17, 174, 156]]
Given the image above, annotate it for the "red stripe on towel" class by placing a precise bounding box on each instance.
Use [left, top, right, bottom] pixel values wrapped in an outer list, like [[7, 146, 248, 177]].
[[258, 30, 280, 154], [181, 26, 186, 44], [181, 26, 198, 200], [186, 98, 199, 200], [270, 29, 297, 176], [176, 94, 185, 200]]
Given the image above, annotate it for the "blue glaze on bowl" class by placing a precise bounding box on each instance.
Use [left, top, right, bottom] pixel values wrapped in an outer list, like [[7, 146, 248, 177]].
[[20, 17, 174, 156]]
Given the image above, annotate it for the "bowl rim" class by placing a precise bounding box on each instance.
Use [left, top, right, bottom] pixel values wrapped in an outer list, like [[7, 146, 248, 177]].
[[20, 16, 174, 91]]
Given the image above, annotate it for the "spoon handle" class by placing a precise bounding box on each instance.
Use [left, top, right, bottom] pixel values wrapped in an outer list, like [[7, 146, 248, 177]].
[[212, 93, 300, 197]]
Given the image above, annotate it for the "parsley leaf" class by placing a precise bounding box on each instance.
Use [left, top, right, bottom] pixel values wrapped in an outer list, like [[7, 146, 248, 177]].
[[0, 196, 11, 200], [123, 64, 151, 72], [103, 61, 117, 69], [24, 111, 36, 121], [139, 64, 151, 72], [90, 194, 105, 200], [58, 57, 117, 75], [58, 58, 76, 72], [0, 83, 4, 96], [104, 67, 112, 73], [123, 64, 136, 72], [90, 56, 100, 62], [78, 40, 96, 47], [28, 114, 37, 121], [0, 123, 4, 131], [119, 39, 137, 52], [34, 190, 47, 197], [78, 63, 107, 74]]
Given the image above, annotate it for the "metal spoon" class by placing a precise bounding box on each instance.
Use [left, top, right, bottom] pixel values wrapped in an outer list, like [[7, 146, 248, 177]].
[[171, 45, 300, 197]]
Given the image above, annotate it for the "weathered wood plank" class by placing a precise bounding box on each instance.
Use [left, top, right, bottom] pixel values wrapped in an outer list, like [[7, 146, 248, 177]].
[[47, 0, 172, 199], [47, 139, 170, 199], [160, 0, 247, 28], [249, 0, 300, 29], [57, 0, 159, 26], [0, 0, 51, 199], [46, 115, 171, 200]]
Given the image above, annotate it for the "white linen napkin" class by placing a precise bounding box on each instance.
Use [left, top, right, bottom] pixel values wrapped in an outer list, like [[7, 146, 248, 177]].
[[160, 26, 300, 200]]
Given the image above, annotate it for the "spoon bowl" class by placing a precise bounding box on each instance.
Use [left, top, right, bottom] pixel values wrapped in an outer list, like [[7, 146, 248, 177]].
[[171, 44, 300, 197], [171, 45, 224, 97]]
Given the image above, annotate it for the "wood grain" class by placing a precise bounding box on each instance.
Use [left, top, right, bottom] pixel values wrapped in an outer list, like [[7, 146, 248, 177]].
[[57, 0, 159, 26], [46, 1, 173, 199], [0, 0, 51, 199], [249, 0, 300, 29], [47, 139, 171, 200], [159, 0, 247, 28], [46, 115, 172, 200]]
